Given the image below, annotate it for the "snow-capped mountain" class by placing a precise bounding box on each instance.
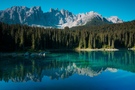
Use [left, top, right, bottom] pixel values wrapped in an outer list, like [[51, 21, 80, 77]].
[[107, 16, 123, 23], [0, 6, 123, 28], [62, 11, 112, 27]]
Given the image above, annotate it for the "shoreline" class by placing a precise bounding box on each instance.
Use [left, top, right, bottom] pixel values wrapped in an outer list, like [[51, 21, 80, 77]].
[[75, 48, 135, 51], [75, 48, 119, 51], [0, 48, 134, 56]]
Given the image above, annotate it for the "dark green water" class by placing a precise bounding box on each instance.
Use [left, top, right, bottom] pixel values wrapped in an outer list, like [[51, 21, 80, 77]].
[[0, 50, 135, 90]]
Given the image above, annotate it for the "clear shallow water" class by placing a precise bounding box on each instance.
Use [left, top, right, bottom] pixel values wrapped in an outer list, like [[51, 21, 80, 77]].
[[0, 50, 135, 90]]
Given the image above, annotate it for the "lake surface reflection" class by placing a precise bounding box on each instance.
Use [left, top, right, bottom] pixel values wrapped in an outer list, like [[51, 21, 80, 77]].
[[0, 50, 135, 90]]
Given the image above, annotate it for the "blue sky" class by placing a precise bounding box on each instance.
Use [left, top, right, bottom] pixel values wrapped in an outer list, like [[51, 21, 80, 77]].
[[0, 0, 135, 21]]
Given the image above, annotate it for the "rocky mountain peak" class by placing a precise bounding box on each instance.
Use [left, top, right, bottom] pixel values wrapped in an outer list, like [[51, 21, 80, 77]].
[[0, 6, 123, 28]]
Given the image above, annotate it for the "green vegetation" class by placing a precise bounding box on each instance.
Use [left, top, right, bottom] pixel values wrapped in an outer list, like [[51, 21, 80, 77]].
[[0, 20, 135, 51]]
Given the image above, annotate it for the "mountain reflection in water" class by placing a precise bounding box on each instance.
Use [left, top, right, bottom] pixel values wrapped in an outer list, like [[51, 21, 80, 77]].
[[0, 50, 135, 82]]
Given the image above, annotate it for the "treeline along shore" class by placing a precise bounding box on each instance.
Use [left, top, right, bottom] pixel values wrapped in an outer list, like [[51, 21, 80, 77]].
[[0, 20, 135, 52]]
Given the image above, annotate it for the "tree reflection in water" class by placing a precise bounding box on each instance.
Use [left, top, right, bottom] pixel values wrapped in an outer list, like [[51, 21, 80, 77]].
[[0, 50, 135, 82]]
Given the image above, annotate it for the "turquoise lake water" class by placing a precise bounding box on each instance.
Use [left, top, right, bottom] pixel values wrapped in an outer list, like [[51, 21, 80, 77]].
[[0, 50, 135, 90]]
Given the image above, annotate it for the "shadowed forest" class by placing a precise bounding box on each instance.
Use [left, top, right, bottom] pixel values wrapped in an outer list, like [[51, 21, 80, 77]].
[[0, 20, 135, 51]]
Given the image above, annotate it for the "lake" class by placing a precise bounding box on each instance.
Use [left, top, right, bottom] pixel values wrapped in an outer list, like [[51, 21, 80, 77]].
[[0, 50, 135, 90]]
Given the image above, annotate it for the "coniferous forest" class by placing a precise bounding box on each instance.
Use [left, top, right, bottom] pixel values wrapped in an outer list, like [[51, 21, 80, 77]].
[[0, 20, 135, 52]]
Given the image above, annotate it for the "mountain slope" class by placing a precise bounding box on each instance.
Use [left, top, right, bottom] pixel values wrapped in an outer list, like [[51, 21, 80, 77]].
[[0, 6, 123, 28]]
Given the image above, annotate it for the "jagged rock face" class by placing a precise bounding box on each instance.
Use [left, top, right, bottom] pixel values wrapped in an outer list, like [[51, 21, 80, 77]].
[[0, 6, 45, 25], [0, 6, 123, 28], [44, 8, 76, 27]]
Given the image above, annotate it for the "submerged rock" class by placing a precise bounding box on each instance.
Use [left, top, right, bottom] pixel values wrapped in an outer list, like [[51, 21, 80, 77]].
[[38, 52, 46, 57], [12, 53, 17, 57], [24, 52, 31, 56]]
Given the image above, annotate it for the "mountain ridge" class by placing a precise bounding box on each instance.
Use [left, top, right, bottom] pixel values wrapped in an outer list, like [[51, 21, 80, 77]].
[[0, 6, 123, 28]]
